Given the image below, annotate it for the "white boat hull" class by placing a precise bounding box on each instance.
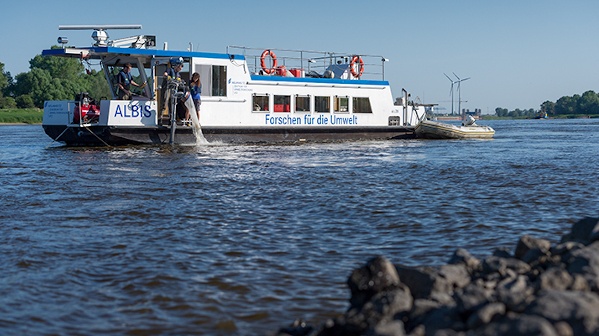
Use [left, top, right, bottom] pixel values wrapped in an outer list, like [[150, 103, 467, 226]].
[[415, 120, 495, 139]]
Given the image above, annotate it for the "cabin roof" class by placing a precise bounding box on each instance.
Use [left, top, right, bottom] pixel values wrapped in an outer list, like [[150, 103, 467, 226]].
[[41, 47, 245, 60]]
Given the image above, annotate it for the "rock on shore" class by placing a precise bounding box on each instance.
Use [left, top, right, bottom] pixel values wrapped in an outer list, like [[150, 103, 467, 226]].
[[275, 217, 599, 336]]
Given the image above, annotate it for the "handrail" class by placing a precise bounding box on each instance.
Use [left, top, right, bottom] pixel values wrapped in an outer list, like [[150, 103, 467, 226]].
[[227, 46, 389, 81]]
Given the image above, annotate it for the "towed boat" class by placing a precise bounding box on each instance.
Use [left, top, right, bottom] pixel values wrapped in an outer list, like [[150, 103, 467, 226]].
[[415, 115, 495, 139], [42, 25, 428, 146]]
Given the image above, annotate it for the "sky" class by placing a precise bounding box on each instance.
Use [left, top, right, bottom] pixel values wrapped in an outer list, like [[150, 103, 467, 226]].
[[1, 0, 598, 114]]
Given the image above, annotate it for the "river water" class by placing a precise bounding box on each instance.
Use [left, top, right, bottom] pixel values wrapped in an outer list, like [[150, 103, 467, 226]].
[[1, 119, 598, 335]]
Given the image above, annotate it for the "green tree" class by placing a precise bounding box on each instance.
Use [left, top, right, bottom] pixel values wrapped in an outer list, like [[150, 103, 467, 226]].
[[541, 101, 555, 116], [29, 46, 83, 81], [495, 107, 508, 117], [556, 95, 577, 115], [0, 62, 7, 94], [85, 69, 112, 101], [12, 68, 86, 108], [15, 94, 35, 108], [578, 90, 599, 115], [0, 96, 16, 109]]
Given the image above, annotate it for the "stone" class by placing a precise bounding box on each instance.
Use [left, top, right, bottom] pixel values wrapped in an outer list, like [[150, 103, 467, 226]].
[[524, 290, 599, 336], [466, 314, 558, 336], [420, 305, 465, 335], [536, 267, 573, 291], [432, 330, 464, 336], [553, 322, 573, 336], [455, 283, 493, 314], [515, 235, 551, 260], [562, 217, 599, 245], [482, 256, 531, 276], [410, 299, 442, 325], [491, 247, 512, 259], [345, 285, 413, 333], [406, 325, 425, 336], [365, 320, 406, 336], [315, 317, 362, 336], [448, 249, 481, 273], [569, 274, 591, 291], [277, 319, 314, 336], [349, 256, 401, 309], [567, 242, 599, 291], [396, 264, 470, 300], [465, 302, 506, 330], [481, 257, 507, 276], [521, 248, 550, 264], [551, 241, 584, 257], [496, 275, 534, 311]]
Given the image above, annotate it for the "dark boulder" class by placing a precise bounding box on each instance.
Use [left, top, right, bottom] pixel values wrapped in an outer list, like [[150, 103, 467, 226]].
[[466, 314, 558, 336], [396, 264, 470, 300], [551, 241, 584, 257], [340, 285, 413, 336], [420, 305, 465, 336], [277, 319, 314, 336], [561, 217, 599, 245], [455, 283, 494, 314], [524, 290, 599, 336], [465, 302, 506, 330], [482, 256, 531, 277], [496, 275, 534, 311], [349, 256, 401, 309], [535, 267, 572, 291], [448, 249, 481, 273], [566, 241, 599, 291], [514, 235, 551, 260], [364, 320, 406, 336], [409, 299, 442, 328], [491, 248, 512, 259]]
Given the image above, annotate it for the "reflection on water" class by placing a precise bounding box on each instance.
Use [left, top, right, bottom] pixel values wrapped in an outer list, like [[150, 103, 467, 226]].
[[1, 119, 598, 335]]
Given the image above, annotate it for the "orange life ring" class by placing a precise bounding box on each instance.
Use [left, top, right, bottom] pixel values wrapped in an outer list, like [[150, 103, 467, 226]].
[[260, 50, 277, 74], [350, 56, 364, 78]]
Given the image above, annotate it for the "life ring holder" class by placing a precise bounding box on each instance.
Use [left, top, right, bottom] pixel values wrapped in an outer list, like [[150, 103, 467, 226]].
[[260, 50, 278, 74], [350, 55, 364, 78]]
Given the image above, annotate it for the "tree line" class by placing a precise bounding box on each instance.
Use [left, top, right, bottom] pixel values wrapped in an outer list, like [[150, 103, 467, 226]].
[[0, 46, 111, 109], [496, 90, 599, 118]]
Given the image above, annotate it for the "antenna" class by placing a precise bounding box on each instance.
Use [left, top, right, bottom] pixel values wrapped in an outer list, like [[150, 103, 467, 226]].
[[453, 72, 470, 116], [58, 25, 142, 30], [58, 25, 143, 46]]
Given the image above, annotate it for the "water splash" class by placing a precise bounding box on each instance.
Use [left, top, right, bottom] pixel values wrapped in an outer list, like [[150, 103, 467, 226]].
[[182, 92, 208, 145]]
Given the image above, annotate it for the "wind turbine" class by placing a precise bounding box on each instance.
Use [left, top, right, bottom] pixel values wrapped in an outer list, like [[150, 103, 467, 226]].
[[453, 72, 470, 116], [444, 73, 457, 115]]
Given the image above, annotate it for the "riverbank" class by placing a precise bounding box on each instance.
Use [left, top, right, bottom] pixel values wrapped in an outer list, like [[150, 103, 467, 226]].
[[274, 217, 599, 336], [0, 108, 43, 124]]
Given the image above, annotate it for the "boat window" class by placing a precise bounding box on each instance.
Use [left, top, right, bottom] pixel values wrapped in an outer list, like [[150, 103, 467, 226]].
[[334, 96, 349, 113], [212, 65, 227, 97], [315, 96, 330, 113], [295, 95, 310, 112], [274, 95, 290, 112], [353, 97, 372, 113], [253, 94, 269, 112]]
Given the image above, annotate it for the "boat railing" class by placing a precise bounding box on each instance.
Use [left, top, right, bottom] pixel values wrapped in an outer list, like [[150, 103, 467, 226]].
[[227, 46, 389, 81]]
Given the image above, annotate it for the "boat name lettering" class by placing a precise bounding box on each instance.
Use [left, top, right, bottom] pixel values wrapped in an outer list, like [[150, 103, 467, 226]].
[[114, 104, 153, 118]]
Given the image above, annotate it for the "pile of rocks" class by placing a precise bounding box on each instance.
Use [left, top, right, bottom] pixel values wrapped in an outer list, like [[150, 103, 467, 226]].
[[275, 217, 599, 336]]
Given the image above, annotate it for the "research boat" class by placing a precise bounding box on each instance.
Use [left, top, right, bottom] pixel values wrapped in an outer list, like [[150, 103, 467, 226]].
[[42, 25, 427, 145], [415, 116, 495, 139]]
